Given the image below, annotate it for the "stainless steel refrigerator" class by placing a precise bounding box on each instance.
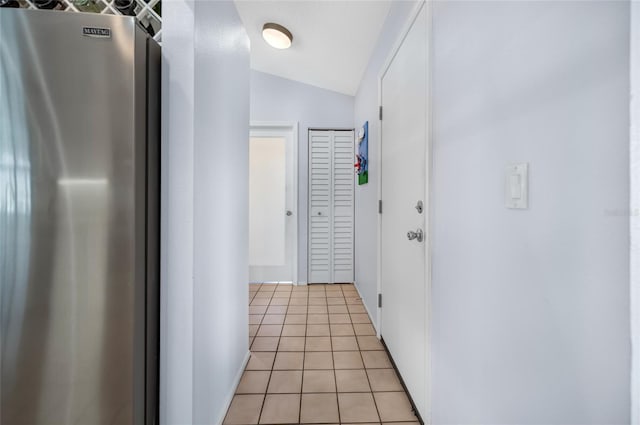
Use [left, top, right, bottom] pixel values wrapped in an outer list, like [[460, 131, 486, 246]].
[[0, 9, 160, 424]]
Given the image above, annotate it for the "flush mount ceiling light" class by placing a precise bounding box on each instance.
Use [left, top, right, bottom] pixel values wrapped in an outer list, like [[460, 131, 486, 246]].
[[262, 23, 293, 49]]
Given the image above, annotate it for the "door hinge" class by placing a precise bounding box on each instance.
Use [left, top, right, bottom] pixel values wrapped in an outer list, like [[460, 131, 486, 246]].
[[379, 106, 383, 120], [378, 293, 382, 308], [378, 200, 382, 214]]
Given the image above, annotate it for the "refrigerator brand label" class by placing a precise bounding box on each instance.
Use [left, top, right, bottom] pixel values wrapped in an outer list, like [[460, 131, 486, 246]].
[[82, 27, 111, 38]]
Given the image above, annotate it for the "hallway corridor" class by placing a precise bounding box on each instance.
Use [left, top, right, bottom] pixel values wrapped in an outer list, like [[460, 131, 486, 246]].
[[223, 283, 420, 424]]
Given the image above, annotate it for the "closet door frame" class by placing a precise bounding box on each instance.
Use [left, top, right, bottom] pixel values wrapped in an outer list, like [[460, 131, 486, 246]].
[[307, 128, 355, 284], [250, 121, 299, 284]]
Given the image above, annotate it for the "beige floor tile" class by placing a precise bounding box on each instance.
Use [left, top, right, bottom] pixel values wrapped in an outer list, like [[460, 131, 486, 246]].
[[249, 325, 259, 337], [261, 314, 285, 325], [309, 291, 326, 298], [254, 292, 273, 298], [236, 371, 271, 394], [302, 370, 336, 393], [332, 336, 359, 351], [330, 323, 355, 336], [270, 298, 290, 306], [249, 336, 255, 347], [289, 298, 308, 305], [382, 423, 419, 425], [335, 369, 371, 392], [249, 305, 268, 315], [284, 314, 307, 324], [346, 297, 363, 305], [327, 297, 346, 305], [281, 324, 306, 337], [361, 351, 393, 369], [259, 394, 300, 424], [246, 352, 275, 370], [374, 392, 417, 422], [357, 335, 385, 350], [251, 337, 279, 351], [328, 305, 349, 314], [308, 305, 328, 314], [353, 323, 376, 336], [307, 314, 329, 324], [257, 324, 283, 337], [304, 351, 334, 369], [338, 393, 380, 423], [249, 315, 263, 325], [267, 370, 303, 393], [306, 324, 330, 336], [290, 291, 308, 298], [224, 394, 264, 424], [300, 393, 339, 424], [251, 298, 270, 306], [266, 305, 288, 314], [272, 292, 291, 298], [287, 305, 307, 314], [329, 313, 351, 324], [305, 336, 331, 351], [309, 298, 327, 306], [278, 336, 305, 351], [333, 351, 364, 369], [347, 304, 366, 314], [350, 313, 371, 324], [273, 352, 304, 370], [367, 369, 403, 391]]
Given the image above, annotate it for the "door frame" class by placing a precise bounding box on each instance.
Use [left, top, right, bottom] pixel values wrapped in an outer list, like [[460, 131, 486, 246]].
[[375, 0, 432, 421], [249, 121, 299, 284]]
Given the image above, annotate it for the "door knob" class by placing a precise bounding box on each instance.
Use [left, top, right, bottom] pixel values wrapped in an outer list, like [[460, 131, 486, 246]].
[[286, 210, 293, 216], [407, 228, 424, 242]]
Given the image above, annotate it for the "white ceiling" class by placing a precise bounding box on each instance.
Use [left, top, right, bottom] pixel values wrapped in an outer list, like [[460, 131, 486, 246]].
[[235, 0, 392, 96]]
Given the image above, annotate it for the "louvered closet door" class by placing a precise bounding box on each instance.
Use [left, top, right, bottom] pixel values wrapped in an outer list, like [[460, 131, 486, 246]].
[[308, 130, 354, 283], [332, 131, 355, 282]]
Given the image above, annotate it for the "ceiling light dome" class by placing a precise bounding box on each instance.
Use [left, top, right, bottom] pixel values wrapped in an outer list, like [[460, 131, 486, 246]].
[[262, 23, 293, 49]]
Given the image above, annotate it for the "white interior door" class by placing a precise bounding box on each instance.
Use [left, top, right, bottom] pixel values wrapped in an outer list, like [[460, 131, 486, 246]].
[[380, 2, 429, 418], [249, 125, 297, 283]]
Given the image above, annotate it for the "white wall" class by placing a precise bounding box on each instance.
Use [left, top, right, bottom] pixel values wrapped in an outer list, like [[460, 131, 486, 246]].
[[430, 1, 630, 423], [160, 0, 195, 420], [250, 70, 354, 283], [631, 2, 640, 423], [161, 1, 250, 423], [353, 0, 418, 323]]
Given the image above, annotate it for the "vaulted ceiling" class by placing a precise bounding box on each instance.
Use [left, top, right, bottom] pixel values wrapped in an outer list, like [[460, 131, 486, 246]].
[[235, 0, 392, 96]]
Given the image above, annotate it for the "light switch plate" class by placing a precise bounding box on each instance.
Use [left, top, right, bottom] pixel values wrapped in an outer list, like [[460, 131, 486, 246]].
[[505, 163, 528, 209]]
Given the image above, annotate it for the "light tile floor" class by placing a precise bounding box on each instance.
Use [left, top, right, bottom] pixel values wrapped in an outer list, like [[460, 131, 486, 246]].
[[223, 283, 421, 425]]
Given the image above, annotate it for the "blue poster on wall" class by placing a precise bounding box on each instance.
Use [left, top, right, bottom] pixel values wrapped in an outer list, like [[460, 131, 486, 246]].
[[356, 121, 368, 185]]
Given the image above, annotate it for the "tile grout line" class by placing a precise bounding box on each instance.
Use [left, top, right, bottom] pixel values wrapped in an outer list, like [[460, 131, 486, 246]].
[[255, 285, 281, 425], [332, 286, 342, 425], [352, 287, 383, 425], [298, 286, 310, 424]]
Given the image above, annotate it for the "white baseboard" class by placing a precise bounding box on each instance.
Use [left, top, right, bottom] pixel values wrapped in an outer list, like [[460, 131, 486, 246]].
[[215, 350, 251, 425]]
